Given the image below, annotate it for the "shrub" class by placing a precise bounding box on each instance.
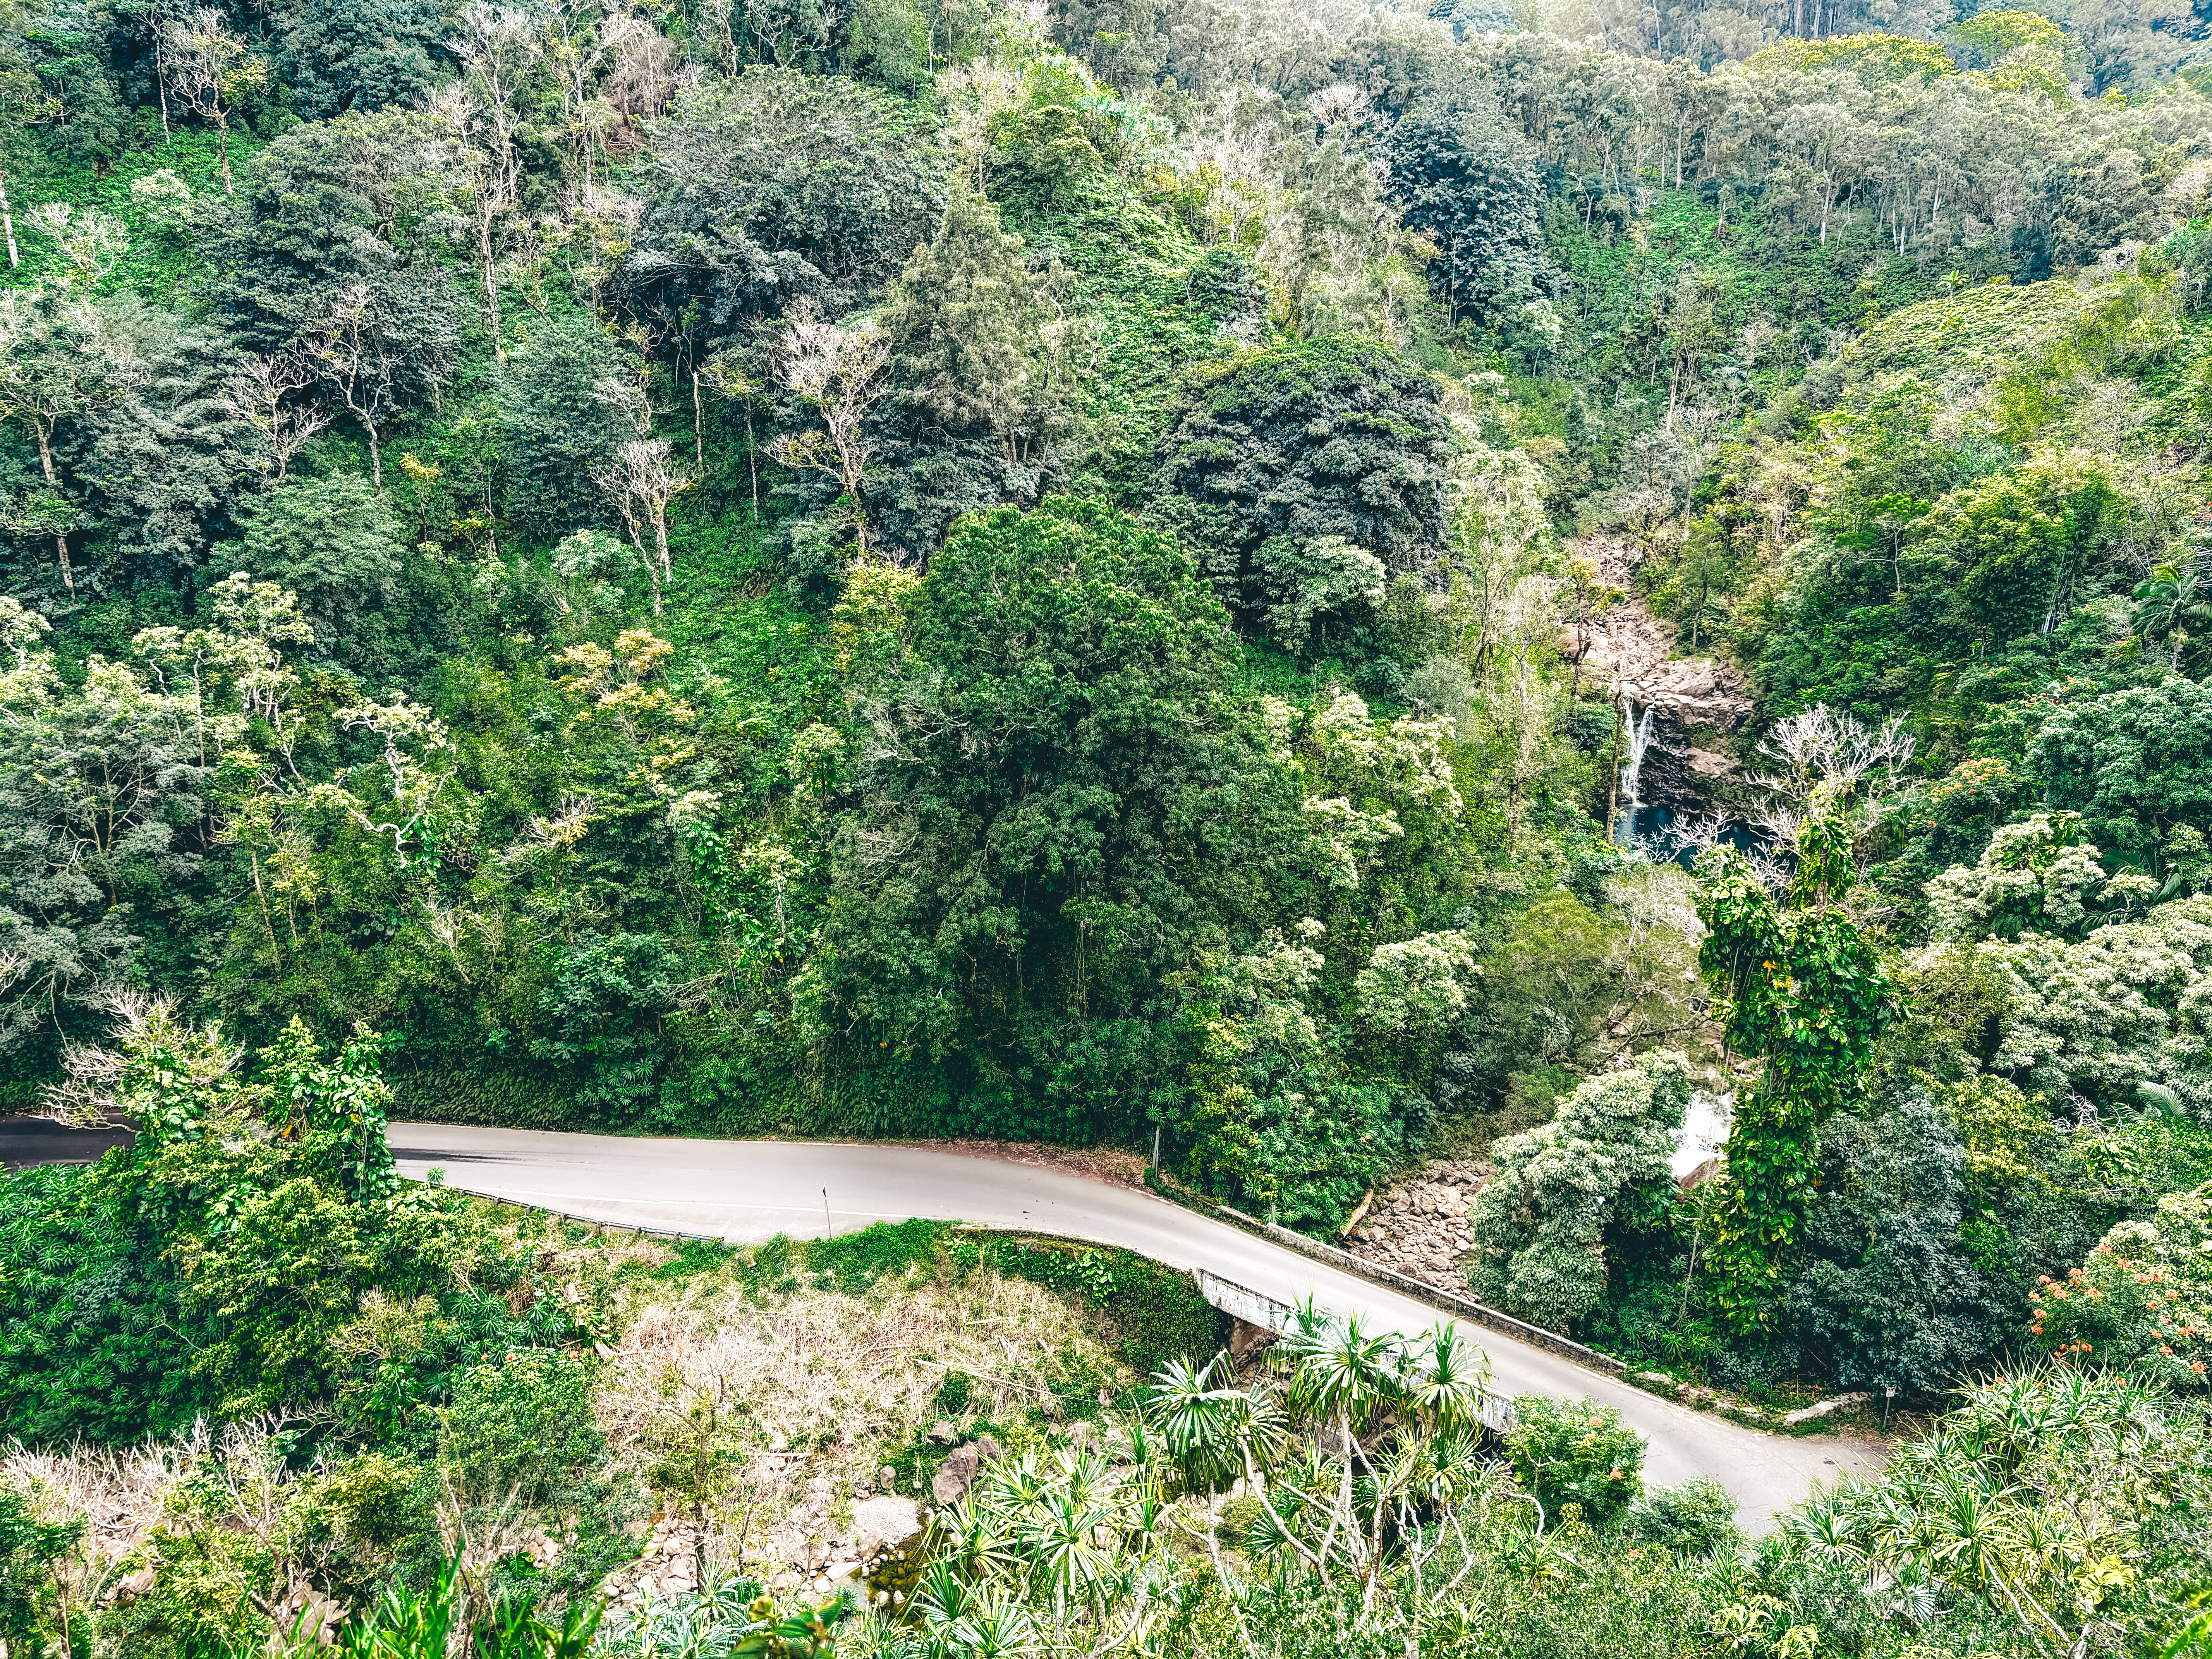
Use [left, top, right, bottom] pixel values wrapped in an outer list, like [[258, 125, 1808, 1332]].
[[806, 1218, 946, 1294], [1466, 1051, 1692, 1333], [1098, 1252, 1224, 1379], [1503, 1395, 1647, 1525], [2031, 1186, 2212, 1384], [948, 1235, 1224, 1380], [1620, 1478, 1738, 1554], [0, 1166, 216, 1445], [437, 1350, 611, 1515], [1783, 1090, 2004, 1396]]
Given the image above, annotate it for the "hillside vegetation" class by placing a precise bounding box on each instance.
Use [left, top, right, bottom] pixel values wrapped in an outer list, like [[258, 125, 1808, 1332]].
[[5, 0, 2212, 1649]]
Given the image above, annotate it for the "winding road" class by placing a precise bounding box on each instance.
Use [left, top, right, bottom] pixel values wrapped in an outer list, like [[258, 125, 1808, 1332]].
[[386, 1122, 1881, 1531]]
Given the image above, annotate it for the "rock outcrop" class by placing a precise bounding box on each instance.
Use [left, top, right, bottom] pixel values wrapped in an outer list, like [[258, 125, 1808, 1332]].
[[929, 1434, 1004, 1505], [1566, 536, 1753, 823], [1341, 1161, 1491, 1290]]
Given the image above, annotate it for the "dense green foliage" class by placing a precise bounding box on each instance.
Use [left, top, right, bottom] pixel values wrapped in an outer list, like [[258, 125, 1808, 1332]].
[[9, 0, 2212, 1647], [947, 1233, 1227, 1377]]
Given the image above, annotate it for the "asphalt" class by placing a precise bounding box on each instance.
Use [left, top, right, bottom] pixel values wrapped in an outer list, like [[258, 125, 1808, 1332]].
[[386, 1121, 1881, 1531], [0, 1115, 132, 1170]]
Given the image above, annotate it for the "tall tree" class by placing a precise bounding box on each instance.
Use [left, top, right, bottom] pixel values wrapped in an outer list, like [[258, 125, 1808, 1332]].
[[805, 498, 1300, 1137], [434, 2, 546, 355], [1379, 79, 1546, 328], [594, 438, 692, 617], [495, 311, 639, 533], [883, 182, 1082, 471], [771, 300, 893, 555], [1693, 810, 1904, 1331], [620, 67, 944, 344], [161, 9, 266, 194], [1148, 336, 1451, 639]]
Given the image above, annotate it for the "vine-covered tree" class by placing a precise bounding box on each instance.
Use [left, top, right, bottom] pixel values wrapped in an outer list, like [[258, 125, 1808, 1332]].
[[1693, 810, 1904, 1330]]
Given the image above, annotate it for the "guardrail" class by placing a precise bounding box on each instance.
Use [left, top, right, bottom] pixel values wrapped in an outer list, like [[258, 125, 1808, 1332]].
[[1195, 1268, 1518, 1436], [1147, 1168, 1628, 1377]]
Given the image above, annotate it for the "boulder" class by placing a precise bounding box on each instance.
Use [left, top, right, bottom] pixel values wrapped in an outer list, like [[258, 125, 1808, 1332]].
[[1781, 1392, 1870, 1427], [931, 1443, 982, 1506], [852, 1495, 924, 1559]]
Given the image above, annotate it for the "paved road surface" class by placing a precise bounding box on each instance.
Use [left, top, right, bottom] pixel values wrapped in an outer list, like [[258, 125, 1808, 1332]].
[[0, 1115, 132, 1170], [389, 1121, 1878, 1531]]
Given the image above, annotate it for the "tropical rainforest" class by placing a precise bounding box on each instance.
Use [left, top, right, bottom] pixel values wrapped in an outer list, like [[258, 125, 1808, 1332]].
[[3, 0, 2212, 1648]]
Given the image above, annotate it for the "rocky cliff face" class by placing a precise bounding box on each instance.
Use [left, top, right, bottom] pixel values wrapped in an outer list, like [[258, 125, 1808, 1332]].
[[1566, 537, 1753, 830]]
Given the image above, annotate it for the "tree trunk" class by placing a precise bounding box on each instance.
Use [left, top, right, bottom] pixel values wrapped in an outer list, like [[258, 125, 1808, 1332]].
[[635, 528, 662, 616], [34, 424, 71, 591], [0, 169, 17, 268], [478, 214, 503, 356], [216, 115, 232, 194], [745, 405, 759, 525]]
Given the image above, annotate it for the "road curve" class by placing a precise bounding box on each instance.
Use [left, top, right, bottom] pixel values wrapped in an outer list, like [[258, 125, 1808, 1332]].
[[392, 1122, 1876, 1531]]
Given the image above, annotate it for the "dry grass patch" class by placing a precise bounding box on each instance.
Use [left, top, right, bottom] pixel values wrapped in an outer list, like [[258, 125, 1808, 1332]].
[[594, 1249, 1126, 1591]]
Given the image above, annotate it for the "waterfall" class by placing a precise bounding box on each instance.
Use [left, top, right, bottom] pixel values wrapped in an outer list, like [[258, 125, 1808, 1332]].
[[1616, 697, 1655, 844]]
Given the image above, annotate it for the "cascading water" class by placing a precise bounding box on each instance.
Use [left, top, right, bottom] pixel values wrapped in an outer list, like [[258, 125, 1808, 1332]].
[[1616, 697, 1655, 844]]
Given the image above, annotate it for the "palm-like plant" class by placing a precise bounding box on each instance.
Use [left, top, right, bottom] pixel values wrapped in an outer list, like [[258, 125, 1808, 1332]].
[[2131, 556, 2210, 670], [1771, 1365, 2176, 1659], [912, 1441, 1185, 1658], [1280, 1311, 1401, 1439], [1147, 1354, 1251, 1495], [878, 1312, 1508, 1658], [1401, 1326, 1492, 1439]]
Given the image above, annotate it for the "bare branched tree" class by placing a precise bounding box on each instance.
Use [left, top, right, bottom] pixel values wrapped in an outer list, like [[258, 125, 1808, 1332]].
[[438, 4, 545, 354], [222, 353, 328, 484], [1661, 812, 1735, 862], [592, 437, 693, 617], [303, 284, 401, 489], [45, 990, 223, 1126], [24, 201, 129, 289], [160, 9, 265, 194], [544, 0, 619, 186], [1749, 702, 1916, 805], [0, 290, 150, 590], [769, 299, 892, 555]]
